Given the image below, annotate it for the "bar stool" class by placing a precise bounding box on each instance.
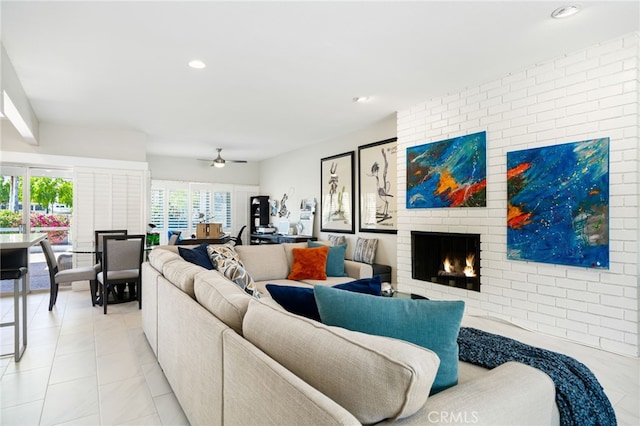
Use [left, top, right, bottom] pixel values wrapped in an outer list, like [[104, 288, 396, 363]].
[[0, 266, 28, 361]]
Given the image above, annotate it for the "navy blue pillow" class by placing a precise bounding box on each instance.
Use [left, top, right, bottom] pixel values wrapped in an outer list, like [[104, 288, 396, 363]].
[[178, 243, 213, 270], [266, 276, 382, 321], [336, 275, 382, 296]]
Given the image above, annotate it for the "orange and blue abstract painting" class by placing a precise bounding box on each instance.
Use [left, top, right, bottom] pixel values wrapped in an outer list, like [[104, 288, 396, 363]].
[[507, 138, 609, 269], [406, 131, 486, 208]]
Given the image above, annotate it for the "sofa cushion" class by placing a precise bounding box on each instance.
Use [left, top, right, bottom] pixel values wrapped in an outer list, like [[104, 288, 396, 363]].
[[235, 244, 289, 282], [266, 276, 382, 321], [148, 247, 181, 272], [288, 246, 329, 280], [161, 259, 205, 298], [194, 271, 252, 335], [178, 243, 213, 269], [308, 240, 347, 277], [243, 300, 439, 424], [315, 286, 465, 395], [352, 237, 378, 264], [281, 242, 308, 271]]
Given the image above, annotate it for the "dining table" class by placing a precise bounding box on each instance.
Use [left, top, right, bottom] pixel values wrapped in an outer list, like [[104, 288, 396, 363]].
[[0, 232, 48, 361]]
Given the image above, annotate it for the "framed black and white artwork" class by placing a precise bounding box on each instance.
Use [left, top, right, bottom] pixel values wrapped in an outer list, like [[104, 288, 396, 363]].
[[320, 151, 355, 233], [358, 138, 397, 233]]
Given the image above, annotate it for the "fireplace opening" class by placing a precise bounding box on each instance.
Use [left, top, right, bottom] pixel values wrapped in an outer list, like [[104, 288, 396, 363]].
[[411, 231, 481, 292]]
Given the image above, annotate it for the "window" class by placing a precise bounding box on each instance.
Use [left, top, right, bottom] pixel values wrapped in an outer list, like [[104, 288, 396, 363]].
[[168, 188, 189, 230], [212, 191, 231, 229], [150, 180, 255, 243], [150, 188, 165, 228], [191, 189, 212, 224]]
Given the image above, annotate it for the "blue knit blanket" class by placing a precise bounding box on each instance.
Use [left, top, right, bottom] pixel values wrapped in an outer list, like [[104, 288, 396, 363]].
[[457, 327, 616, 426]]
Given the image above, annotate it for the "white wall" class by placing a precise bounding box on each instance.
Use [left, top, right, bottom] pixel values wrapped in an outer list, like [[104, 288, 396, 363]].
[[1, 118, 25, 147], [1, 45, 39, 143], [147, 155, 259, 186], [259, 115, 398, 279], [1, 122, 147, 162], [396, 33, 639, 356]]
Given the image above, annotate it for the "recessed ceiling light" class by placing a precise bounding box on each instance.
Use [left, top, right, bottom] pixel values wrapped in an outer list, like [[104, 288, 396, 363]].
[[353, 96, 370, 103], [188, 59, 206, 69], [551, 5, 581, 19]]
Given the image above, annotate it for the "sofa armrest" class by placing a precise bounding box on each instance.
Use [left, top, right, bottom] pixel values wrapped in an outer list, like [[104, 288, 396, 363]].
[[344, 260, 373, 279], [381, 361, 559, 426]]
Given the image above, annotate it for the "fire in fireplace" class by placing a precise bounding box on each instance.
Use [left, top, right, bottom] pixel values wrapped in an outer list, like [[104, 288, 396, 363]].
[[411, 231, 481, 292]]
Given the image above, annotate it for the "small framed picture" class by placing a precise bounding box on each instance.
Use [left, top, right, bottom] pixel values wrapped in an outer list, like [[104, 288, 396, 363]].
[[320, 151, 355, 233]]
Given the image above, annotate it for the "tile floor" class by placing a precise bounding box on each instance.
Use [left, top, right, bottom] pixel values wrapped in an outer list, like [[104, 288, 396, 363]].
[[0, 287, 189, 426], [1, 287, 639, 425]]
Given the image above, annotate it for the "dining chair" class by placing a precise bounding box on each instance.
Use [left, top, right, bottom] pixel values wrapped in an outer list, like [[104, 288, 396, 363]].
[[96, 234, 145, 314], [41, 239, 100, 310], [94, 229, 128, 265], [93, 230, 127, 304]]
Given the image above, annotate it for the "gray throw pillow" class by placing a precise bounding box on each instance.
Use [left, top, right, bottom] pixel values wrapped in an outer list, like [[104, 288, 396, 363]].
[[353, 237, 378, 264]]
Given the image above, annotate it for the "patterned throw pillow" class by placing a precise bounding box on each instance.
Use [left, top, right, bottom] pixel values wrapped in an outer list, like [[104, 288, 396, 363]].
[[327, 234, 347, 246], [217, 257, 259, 298], [207, 243, 241, 269], [353, 237, 378, 264]]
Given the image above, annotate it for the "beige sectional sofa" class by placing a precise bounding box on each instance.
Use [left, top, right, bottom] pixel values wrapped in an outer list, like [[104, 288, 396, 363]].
[[233, 242, 375, 293], [142, 243, 559, 426]]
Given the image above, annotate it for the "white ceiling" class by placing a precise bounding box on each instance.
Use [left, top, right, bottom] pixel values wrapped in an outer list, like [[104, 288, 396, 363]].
[[2, 1, 638, 163]]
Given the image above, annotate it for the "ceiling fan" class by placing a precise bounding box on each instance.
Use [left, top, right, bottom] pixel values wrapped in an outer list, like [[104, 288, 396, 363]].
[[199, 148, 248, 168]]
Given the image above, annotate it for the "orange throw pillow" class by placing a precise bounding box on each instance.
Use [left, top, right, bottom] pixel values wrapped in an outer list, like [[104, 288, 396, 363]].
[[288, 246, 329, 280]]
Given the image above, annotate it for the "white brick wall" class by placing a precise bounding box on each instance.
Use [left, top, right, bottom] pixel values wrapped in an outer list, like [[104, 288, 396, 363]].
[[396, 33, 640, 356]]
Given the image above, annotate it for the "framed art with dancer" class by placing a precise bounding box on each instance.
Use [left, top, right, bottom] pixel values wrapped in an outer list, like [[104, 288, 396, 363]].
[[358, 138, 397, 233], [320, 151, 355, 233]]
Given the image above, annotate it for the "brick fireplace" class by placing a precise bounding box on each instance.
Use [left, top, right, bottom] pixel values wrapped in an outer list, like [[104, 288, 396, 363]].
[[395, 34, 639, 356]]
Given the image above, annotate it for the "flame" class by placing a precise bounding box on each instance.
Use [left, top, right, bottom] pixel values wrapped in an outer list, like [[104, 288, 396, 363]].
[[443, 257, 452, 273], [464, 253, 476, 277], [442, 254, 477, 277]]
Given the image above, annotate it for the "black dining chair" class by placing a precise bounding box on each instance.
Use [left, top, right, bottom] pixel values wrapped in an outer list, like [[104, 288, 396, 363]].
[[96, 234, 145, 314], [41, 239, 100, 310]]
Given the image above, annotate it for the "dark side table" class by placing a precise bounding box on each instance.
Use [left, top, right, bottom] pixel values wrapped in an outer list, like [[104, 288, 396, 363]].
[[382, 289, 429, 300]]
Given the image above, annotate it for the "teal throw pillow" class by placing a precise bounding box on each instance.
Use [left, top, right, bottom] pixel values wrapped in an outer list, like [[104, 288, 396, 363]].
[[314, 286, 464, 395], [307, 241, 347, 277], [266, 276, 382, 321]]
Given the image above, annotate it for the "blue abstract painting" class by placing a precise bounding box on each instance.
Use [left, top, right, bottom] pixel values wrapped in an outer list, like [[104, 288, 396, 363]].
[[406, 131, 486, 208], [507, 138, 609, 269]]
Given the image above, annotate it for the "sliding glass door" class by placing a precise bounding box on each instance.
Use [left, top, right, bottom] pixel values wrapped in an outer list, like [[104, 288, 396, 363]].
[[0, 165, 73, 241], [0, 165, 73, 294]]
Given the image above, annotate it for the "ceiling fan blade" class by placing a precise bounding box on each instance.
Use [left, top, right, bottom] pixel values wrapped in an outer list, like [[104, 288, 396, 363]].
[[198, 148, 248, 166]]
